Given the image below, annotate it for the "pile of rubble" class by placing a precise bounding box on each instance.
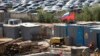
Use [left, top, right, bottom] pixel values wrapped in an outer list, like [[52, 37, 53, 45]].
[[0, 38, 50, 56]]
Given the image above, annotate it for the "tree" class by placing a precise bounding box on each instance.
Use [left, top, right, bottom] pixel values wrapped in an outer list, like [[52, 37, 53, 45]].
[[37, 12, 61, 23], [76, 6, 100, 21], [92, 6, 100, 21], [76, 7, 94, 21]]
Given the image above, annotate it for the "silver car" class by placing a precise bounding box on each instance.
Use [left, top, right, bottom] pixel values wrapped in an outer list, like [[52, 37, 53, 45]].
[[12, 6, 27, 13]]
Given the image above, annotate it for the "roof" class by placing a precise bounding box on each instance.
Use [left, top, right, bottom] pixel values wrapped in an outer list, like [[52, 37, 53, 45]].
[[20, 22, 40, 27], [90, 27, 100, 30], [54, 23, 66, 26], [3, 24, 20, 27], [9, 19, 21, 21], [71, 46, 89, 49]]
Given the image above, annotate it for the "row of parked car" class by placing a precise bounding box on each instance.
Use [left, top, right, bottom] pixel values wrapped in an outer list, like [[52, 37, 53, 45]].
[[43, 0, 100, 12], [10, 0, 67, 13], [1, 0, 100, 13]]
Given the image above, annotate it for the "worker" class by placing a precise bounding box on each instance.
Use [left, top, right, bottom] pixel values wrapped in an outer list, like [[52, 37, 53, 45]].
[[88, 42, 95, 53], [59, 50, 63, 56], [94, 48, 99, 56]]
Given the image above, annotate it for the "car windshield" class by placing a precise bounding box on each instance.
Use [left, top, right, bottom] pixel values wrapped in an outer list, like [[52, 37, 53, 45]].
[[16, 7, 25, 11], [14, 3, 21, 6], [28, 7, 33, 9], [34, 4, 39, 6], [31, 4, 39, 7], [45, 4, 51, 6], [68, 0, 75, 4], [28, 10, 36, 13], [63, 6, 67, 8], [47, 6, 52, 8], [28, 1, 34, 4], [0, 6, 5, 8]]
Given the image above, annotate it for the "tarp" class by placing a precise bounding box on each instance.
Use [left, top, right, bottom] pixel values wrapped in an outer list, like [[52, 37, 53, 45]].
[[61, 12, 75, 22]]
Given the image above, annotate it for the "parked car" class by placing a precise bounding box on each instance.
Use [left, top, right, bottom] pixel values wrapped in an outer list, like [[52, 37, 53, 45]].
[[65, 0, 75, 6], [42, 3, 52, 8], [43, 6, 53, 12], [58, 1, 65, 4], [62, 5, 69, 11], [27, 1, 34, 5], [0, 3, 7, 7], [21, 0, 31, 4], [11, 6, 27, 13], [26, 9, 37, 13], [34, 0, 40, 3], [38, 1, 44, 5], [0, 5, 7, 12], [0, 3, 8, 12], [27, 3, 40, 9], [73, 0, 81, 5], [90, 0, 100, 6], [46, 0, 54, 3], [56, 2, 64, 7], [52, 5, 62, 11], [2, 2, 13, 8], [21, 4, 31, 7], [82, 0, 93, 6], [63, 0, 69, 2], [50, 1, 57, 5], [12, 3, 22, 9], [27, 6, 36, 9]]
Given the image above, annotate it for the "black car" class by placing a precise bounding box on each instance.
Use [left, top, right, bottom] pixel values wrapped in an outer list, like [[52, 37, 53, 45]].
[[0, 6, 7, 12]]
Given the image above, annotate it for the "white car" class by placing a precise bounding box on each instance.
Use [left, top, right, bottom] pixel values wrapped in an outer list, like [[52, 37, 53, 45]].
[[43, 6, 53, 12], [82, 0, 93, 6], [65, 0, 75, 6], [56, 2, 64, 7], [21, 0, 30, 4], [52, 5, 62, 11], [73, 0, 81, 5], [89, 2, 96, 6], [62, 5, 69, 11], [38, 1, 44, 5], [27, 1, 34, 5], [56, 2, 64, 5], [90, 0, 100, 6]]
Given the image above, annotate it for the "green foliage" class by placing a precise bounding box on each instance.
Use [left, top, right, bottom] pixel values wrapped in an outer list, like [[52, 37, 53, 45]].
[[37, 12, 61, 23], [76, 6, 100, 21], [76, 7, 93, 21], [92, 6, 100, 21], [37, 12, 45, 23]]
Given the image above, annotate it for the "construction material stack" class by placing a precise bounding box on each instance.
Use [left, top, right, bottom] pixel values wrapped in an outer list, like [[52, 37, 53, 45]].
[[5, 40, 32, 55], [0, 38, 13, 55]]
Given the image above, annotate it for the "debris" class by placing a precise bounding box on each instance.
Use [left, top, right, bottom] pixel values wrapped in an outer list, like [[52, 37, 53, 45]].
[[0, 38, 13, 55], [5, 40, 32, 55]]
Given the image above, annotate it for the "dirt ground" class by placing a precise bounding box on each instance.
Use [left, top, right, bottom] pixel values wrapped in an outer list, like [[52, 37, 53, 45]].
[[91, 53, 100, 56]]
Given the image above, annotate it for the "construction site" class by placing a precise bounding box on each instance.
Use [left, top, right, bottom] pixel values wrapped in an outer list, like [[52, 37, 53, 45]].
[[0, 0, 100, 56], [0, 19, 99, 56]]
